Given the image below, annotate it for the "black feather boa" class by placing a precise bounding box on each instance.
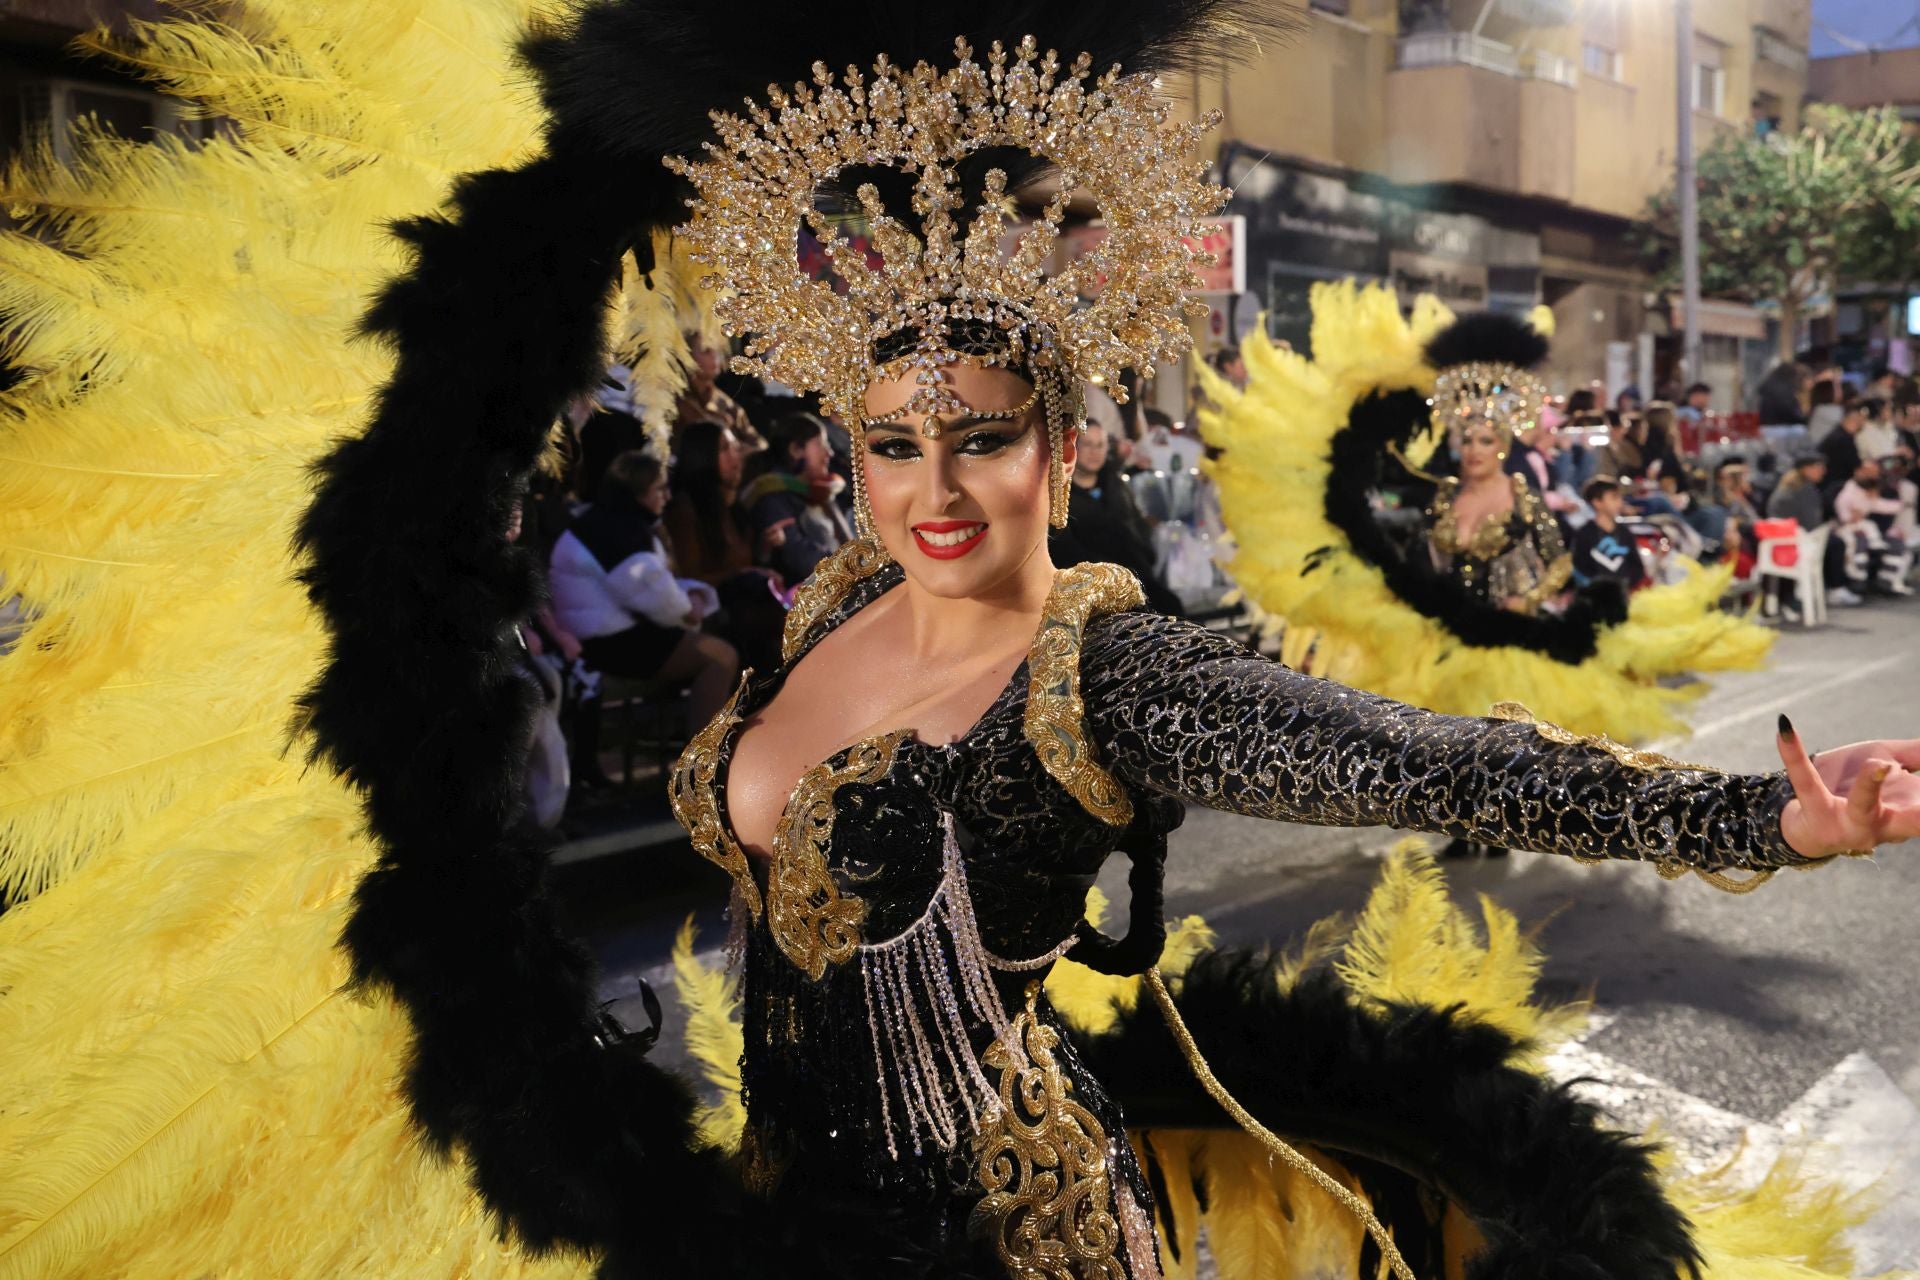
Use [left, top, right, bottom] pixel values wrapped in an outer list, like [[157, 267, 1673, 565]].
[[291, 2, 1297, 1275], [1073, 951, 1702, 1280], [1321, 389, 1627, 665]]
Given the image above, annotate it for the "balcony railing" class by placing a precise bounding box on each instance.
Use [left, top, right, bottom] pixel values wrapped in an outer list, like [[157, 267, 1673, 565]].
[[1528, 51, 1579, 87], [1397, 31, 1520, 76], [1497, 0, 1575, 24], [1754, 27, 1807, 74]]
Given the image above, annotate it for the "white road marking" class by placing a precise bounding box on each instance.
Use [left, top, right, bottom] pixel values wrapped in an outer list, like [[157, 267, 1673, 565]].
[[1547, 1018, 1920, 1268], [1650, 652, 1911, 754]]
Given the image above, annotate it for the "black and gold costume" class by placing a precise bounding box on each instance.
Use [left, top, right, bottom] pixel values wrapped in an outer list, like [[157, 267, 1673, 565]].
[[1426, 474, 1573, 613], [672, 544, 1808, 1276]]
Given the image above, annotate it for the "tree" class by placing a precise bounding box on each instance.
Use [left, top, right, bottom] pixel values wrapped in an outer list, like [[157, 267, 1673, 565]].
[[1644, 106, 1920, 361]]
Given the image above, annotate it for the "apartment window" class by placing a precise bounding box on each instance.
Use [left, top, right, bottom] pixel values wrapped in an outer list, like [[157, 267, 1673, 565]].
[[1582, 42, 1622, 79], [1752, 89, 1783, 136], [1691, 35, 1726, 116]]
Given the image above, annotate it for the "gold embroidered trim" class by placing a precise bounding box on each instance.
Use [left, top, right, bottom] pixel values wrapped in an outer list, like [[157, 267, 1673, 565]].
[[781, 537, 891, 663], [669, 674, 762, 919], [767, 730, 907, 979], [1026, 563, 1144, 827], [1144, 969, 1416, 1280], [971, 985, 1126, 1279], [1488, 701, 1719, 774]]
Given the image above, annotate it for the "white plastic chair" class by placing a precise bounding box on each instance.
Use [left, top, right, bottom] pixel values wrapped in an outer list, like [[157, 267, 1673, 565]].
[[1757, 523, 1829, 627]]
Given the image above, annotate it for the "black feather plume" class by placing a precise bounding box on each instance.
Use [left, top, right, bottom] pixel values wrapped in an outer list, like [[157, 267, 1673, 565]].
[[1424, 310, 1551, 374]]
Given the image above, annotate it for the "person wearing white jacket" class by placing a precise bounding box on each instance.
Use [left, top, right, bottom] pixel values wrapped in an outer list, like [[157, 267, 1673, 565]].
[[550, 451, 738, 739]]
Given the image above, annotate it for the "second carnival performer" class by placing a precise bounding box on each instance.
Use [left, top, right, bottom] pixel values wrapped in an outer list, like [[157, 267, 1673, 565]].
[[2, 2, 1917, 1279], [1201, 284, 1778, 741]]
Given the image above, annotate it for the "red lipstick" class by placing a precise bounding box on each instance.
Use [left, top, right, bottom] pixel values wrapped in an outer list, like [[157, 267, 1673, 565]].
[[911, 519, 988, 560]]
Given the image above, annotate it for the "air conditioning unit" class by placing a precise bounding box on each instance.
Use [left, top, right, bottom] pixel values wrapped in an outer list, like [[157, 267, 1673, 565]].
[[15, 77, 196, 165]]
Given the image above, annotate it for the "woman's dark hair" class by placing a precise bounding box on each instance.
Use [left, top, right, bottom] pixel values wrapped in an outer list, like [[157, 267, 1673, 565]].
[[768, 411, 829, 470], [673, 419, 739, 555], [601, 450, 665, 503], [1142, 407, 1175, 431], [1809, 379, 1838, 409], [1565, 389, 1597, 415]]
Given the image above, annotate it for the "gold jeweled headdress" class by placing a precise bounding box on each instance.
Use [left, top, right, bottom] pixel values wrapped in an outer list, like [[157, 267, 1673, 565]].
[[1430, 361, 1549, 441], [666, 36, 1225, 531]]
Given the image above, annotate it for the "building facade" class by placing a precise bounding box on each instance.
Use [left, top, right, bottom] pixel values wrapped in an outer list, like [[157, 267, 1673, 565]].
[[1173, 0, 1812, 408], [1, 0, 179, 179]]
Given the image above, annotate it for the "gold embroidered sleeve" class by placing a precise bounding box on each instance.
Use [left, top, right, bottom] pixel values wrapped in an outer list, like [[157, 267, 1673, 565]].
[[1079, 611, 1816, 877]]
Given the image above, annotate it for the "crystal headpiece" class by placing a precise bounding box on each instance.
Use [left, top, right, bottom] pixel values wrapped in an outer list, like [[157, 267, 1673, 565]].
[[665, 35, 1225, 429], [1430, 361, 1549, 438]]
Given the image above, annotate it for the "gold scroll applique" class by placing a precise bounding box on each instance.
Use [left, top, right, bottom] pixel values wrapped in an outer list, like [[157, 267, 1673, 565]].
[[781, 537, 891, 663], [1025, 563, 1144, 828], [971, 987, 1126, 1279], [766, 730, 907, 979], [669, 674, 762, 919], [1488, 700, 1715, 773]]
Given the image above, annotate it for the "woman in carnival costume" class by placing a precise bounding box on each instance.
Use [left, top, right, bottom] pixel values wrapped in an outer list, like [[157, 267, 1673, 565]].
[[1200, 283, 1776, 743], [1, 4, 1917, 1280]]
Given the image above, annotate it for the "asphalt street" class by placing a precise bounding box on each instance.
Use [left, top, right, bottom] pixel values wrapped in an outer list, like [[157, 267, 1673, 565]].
[[577, 592, 1920, 1266]]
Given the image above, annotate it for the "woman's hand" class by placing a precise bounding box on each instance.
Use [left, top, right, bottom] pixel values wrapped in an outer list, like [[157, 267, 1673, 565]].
[[1777, 715, 1920, 858]]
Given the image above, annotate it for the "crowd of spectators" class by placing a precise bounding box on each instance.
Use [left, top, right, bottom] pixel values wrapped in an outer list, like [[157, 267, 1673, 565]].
[[1399, 360, 1919, 625]]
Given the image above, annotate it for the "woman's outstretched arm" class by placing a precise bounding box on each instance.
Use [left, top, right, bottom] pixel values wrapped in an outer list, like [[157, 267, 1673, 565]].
[[1082, 611, 1918, 875]]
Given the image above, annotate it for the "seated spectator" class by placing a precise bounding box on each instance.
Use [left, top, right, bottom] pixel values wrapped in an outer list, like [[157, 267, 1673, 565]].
[[574, 408, 650, 508], [1756, 360, 1811, 427], [1675, 382, 1713, 425], [674, 332, 765, 451], [1805, 379, 1844, 443], [1857, 397, 1900, 464], [1049, 420, 1185, 616], [663, 420, 787, 671], [1818, 399, 1867, 505], [1834, 457, 1914, 597], [1763, 451, 1853, 614], [550, 452, 740, 739], [1894, 397, 1920, 460], [1570, 478, 1648, 591], [1885, 453, 1919, 545], [1714, 459, 1761, 573], [740, 412, 852, 582], [664, 421, 758, 583], [1598, 407, 1687, 519]]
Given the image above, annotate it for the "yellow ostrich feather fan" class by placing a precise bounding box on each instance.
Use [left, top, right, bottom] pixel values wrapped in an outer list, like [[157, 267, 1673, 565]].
[[1196, 280, 1773, 743], [0, 3, 706, 1277]]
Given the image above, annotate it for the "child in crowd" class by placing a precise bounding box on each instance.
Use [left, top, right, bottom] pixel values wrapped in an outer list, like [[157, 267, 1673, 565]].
[[1570, 477, 1648, 591]]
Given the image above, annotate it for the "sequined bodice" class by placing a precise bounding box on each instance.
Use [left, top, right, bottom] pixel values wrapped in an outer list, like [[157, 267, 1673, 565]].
[[668, 541, 1807, 1277]]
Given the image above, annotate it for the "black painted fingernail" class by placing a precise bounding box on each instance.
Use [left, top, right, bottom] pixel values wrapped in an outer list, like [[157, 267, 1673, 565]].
[[1778, 713, 1795, 738]]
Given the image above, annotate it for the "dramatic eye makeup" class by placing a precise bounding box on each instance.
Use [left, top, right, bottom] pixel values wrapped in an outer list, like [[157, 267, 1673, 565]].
[[863, 421, 1035, 461]]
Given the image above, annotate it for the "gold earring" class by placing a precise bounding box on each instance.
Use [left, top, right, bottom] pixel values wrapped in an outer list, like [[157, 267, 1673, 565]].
[[1048, 422, 1071, 528]]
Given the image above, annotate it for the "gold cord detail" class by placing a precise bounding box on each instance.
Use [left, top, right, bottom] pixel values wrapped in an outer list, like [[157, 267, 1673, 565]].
[[1144, 969, 1417, 1280], [1487, 702, 1720, 774]]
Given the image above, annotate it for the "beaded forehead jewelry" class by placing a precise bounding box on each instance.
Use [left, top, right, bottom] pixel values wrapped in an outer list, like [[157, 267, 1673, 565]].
[[666, 35, 1223, 532]]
